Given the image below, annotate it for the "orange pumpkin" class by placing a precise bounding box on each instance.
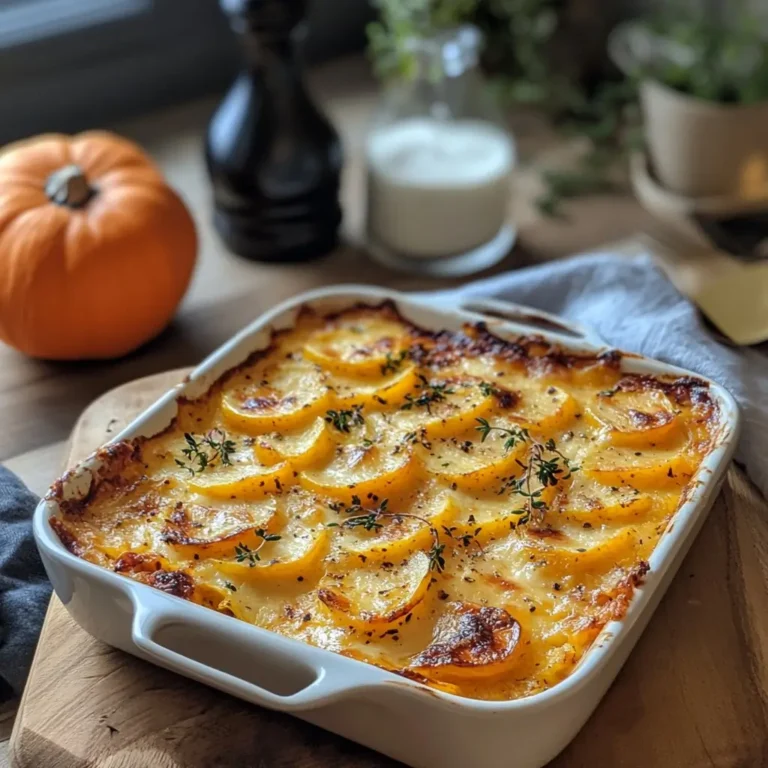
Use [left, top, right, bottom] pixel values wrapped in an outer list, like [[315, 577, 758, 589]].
[[0, 131, 197, 359]]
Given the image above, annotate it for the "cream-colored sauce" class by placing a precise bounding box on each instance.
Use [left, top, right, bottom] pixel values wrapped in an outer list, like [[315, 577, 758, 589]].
[[54, 307, 718, 701]]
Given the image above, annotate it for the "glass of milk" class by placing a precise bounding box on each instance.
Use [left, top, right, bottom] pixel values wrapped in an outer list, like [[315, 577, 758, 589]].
[[365, 25, 516, 277]]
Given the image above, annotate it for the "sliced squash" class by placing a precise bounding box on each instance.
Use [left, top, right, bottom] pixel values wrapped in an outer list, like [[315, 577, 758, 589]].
[[303, 316, 407, 378], [525, 521, 658, 576], [221, 357, 332, 433], [332, 365, 420, 409], [582, 444, 696, 489], [300, 438, 416, 505], [159, 498, 279, 558], [318, 550, 432, 627], [253, 417, 335, 470], [332, 493, 455, 564], [410, 601, 522, 681], [587, 388, 680, 447], [508, 382, 578, 433], [213, 527, 328, 583], [187, 461, 295, 500], [397, 379, 495, 440], [417, 423, 527, 493], [553, 474, 655, 524]]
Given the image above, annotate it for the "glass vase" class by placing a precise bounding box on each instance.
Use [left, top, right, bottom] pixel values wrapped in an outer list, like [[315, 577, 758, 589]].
[[365, 25, 516, 277]]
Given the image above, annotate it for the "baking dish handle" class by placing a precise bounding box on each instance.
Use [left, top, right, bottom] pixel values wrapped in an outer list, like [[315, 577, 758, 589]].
[[131, 594, 382, 712], [428, 294, 606, 348]]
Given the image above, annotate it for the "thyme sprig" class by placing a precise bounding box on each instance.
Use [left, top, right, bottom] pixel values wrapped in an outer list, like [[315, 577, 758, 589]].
[[442, 524, 485, 555], [175, 429, 237, 476], [479, 382, 499, 397], [476, 418, 579, 527], [234, 529, 282, 567], [380, 349, 409, 375], [325, 405, 365, 433], [340, 498, 446, 573], [475, 418, 529, 453], [401, 375, 455, 414]]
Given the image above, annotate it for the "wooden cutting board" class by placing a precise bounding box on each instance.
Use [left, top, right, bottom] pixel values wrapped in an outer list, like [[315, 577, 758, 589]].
[[9, 371, 768, 768]]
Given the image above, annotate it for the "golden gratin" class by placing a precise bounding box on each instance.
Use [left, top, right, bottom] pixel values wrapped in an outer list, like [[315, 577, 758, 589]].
[[49, 304, 721, 701]]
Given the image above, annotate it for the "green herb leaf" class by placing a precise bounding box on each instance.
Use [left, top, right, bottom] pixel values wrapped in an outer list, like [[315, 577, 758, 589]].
[[325, 406, 365, 433], [402, 375, 454, 413], [380, 349, 409, 375], [175, 430, 237, 476]]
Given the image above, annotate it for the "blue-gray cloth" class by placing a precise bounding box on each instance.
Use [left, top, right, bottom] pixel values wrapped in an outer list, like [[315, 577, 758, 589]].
[[425, 252, 764, 496], [0, 465, 49, 698]]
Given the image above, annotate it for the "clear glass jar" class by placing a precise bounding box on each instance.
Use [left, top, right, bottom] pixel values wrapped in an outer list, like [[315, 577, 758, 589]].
[[365, 25, 517, 277]]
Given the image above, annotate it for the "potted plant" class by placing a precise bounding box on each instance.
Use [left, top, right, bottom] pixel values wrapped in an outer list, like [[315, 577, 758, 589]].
[[610, 6, 768, 199]]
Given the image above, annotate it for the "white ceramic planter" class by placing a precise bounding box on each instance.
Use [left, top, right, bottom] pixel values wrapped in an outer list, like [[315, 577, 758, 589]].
[[641, 79, 768, 198]]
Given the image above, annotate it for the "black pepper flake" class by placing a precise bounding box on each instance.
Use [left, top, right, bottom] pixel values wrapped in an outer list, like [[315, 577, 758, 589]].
[[553, 582, 561, 591], [437, 590, 449, 600]]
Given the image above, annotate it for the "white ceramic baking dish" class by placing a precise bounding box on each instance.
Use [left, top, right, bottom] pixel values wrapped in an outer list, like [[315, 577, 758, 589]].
[[34, 285, 740, 768]]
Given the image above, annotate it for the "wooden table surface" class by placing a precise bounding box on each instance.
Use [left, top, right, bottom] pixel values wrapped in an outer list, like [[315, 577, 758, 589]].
[[0, 55, 659, 766]]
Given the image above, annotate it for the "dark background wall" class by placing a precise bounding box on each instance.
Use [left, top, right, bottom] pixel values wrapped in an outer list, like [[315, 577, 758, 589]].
[[0, 0, 374, 143]]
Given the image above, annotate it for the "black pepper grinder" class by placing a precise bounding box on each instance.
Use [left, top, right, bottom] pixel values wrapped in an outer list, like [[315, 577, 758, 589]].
[[206, 0, 343, 262]]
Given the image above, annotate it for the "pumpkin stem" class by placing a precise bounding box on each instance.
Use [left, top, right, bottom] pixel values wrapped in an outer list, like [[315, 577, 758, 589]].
[[45, 165, 94, 208]]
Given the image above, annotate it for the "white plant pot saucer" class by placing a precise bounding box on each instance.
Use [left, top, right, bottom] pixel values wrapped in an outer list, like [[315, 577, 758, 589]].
[[630, 151, 768, 257], [631, 150, 768, 345]]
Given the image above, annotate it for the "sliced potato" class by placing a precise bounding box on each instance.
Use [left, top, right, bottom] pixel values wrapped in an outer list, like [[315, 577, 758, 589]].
[[582, 444, 696, 489], [111, 550, 171, 573], [192, 567, 314, 628], [221, 358, 332, 433], [191, 582, 233, 613], [318, 550, 432, 626], [212, 527, 328, 582], [300, 439, 416, 505], [332, 494, 455, 564], [253, 417, 335, 469], [587, 388, 680, 447], [417, 425, 527, 493], [332, 365, 420, 409], [508, 382, 578, 433], [397, 380, 494, 440], [446, 494, 527, 545], [187, 461, 295, 500], [303, 316, 407, 377], [525, 521, 658, 576], [553, 474, 655, 524], [446, 479, 559, 546], [410, 601, 521, 681], [160, 498, 279, 558]]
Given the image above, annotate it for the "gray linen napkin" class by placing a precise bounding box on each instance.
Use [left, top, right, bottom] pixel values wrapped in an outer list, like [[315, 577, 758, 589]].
[[424, 252, 764, 496], [0, 465, 50, 698]]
